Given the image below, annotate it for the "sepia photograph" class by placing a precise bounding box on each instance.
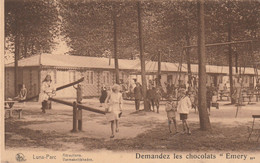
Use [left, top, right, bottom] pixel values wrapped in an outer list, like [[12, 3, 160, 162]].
[[1, 0, 260, 162]]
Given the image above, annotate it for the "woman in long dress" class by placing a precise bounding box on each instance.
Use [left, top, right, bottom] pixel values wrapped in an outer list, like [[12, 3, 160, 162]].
[[38, 75, 56, 113], [105, 84, 123, 138]]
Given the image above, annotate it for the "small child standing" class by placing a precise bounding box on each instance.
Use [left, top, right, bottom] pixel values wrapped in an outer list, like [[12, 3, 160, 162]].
[[165, 95, 178, 134], [177, 89, 192, 135], [99, 85, 108, 107], [73, 83, 83, 104]]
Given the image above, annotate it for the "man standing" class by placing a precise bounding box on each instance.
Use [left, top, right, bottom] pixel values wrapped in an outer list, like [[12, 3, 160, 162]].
[[134, 82, 142, 111]]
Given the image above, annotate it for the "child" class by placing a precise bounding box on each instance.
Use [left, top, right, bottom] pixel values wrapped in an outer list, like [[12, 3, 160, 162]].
[[39, 75, 56, 113], [105, 84, 123, 138], [211, 90, 219, 109], [99, 85, 107, 107], [165, 95, 178, 134], [188, 87, 198, 113], [73, 83, 83, 104], [154, 87, 162, 113], [177, 90, 192, 135], [14, 84, 27, 101], [146, 85, 155, 111]]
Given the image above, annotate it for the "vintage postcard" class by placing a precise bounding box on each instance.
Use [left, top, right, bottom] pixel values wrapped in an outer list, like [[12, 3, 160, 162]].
[[1, 0, 260, 163]]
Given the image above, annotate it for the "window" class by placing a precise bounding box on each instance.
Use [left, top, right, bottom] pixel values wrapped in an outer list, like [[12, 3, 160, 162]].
[[103, 71, 110, 84], [245, 76, 248, 83], [69, 71, 76, 82], [86, 71, 94, 85]]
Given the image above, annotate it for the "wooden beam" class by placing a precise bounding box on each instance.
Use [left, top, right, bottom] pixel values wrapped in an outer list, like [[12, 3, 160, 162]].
[[183, 40, 254, 49], [49, 98, 106, 115], [20, 77, 84, 102]]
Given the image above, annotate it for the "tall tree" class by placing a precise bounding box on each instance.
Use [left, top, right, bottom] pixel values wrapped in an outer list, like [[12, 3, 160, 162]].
[[137, 1, 149, 111], [5, 0, 59, 94], [112, 3, 119, 84], [59, 1, 138, 58], [197, 0, 211, 130]]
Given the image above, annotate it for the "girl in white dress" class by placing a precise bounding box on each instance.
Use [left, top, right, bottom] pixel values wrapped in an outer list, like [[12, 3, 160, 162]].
[[105, 84, 123, 138], [38, 75, 56, 113]]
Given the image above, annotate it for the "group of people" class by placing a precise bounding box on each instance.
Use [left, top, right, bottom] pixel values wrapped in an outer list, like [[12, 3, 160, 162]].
[[101, 82, 194, 137], [26, 74, 217, 138], [14, 74, 260, 139], [165, 88, 192, 135]]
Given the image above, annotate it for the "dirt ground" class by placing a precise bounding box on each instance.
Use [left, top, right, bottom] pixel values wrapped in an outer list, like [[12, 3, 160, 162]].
[[4, 98, 260, 151]]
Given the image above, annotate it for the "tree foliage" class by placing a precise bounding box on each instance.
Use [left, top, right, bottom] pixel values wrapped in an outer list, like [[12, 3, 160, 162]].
[[204, 0, 260, 66], [5, 0, 59, 59], [5, 0, 260, 66]]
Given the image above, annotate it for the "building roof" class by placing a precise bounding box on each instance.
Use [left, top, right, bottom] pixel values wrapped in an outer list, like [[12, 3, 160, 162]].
[[5, 54, 257, 75]]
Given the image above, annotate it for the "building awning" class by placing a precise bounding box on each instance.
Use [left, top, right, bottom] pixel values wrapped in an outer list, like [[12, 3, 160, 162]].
[[5, 53, 258, 75]]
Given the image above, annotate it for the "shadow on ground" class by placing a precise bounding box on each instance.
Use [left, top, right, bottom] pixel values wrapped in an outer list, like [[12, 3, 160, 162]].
[[5, 118, 260, 151]]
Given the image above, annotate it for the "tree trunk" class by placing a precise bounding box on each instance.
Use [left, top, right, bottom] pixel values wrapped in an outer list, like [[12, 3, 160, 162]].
[[157, 51, 161, 86], [197, 0, 211, 130], [31, 41, 34, 56], [137, 1, 148, 111], [235, 52, 238, 74], [14, 35, 20, 95], [113, 4, 120, 84], [185, 19, 192, 88], [228, 23, 235, 104], [23, 36, 28, 58]]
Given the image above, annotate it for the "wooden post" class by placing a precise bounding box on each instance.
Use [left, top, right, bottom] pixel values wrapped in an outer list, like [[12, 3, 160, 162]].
[[9, 109, 13, 118], [78, 107, 82, 131], [197, 0, 211, 130], [72, 101, 78, 132]]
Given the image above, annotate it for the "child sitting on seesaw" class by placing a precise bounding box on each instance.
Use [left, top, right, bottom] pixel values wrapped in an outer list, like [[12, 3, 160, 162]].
[[165, 95, 178, 134]]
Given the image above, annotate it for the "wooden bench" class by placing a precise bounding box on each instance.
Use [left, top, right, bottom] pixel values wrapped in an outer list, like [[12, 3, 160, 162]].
[[248, 115, 260, 142], [219, 91, 230, 101], [5, 108, 23, 119]]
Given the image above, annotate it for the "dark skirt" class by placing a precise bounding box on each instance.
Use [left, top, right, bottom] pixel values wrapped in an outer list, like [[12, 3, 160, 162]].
[[180, 113, 188, 120], [99, 90, 107, 103]]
